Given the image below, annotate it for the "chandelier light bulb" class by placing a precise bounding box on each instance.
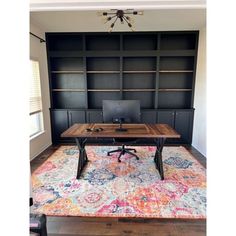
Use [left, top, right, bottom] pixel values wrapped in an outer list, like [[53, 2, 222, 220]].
[[128, 23, 132, 28], [133, 11, 143, 15], [109, 23, 115, 32]]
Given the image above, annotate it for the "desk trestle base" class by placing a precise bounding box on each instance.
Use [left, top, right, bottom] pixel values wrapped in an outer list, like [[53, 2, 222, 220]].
[[154, 138, 166, 180], [75, 137, 166, 180], [75, 138, 88, 179]]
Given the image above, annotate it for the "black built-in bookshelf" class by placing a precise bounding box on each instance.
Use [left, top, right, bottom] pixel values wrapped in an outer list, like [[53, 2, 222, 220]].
[[46, 31, 199, 144]]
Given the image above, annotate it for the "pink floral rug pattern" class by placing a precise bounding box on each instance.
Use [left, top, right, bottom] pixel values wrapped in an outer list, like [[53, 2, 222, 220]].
[[31, 146, 206, 218]]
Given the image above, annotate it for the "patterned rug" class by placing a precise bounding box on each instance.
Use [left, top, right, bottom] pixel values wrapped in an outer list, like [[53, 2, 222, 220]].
[[31, 146, 206, 218]]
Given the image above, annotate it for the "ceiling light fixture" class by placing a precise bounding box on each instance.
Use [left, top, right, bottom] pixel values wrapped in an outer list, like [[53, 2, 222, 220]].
[[98, 9, 143, 32]]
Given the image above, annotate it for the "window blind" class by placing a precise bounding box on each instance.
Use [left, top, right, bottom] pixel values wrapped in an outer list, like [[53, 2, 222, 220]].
[[30, 60, 42, 115]]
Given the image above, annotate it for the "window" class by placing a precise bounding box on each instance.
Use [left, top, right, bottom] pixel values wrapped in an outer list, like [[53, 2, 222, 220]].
[[30, 59, 44, 137]]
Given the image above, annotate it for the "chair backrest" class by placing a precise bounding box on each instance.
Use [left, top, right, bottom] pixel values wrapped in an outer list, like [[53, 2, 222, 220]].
[[102, 100, 141, 123]]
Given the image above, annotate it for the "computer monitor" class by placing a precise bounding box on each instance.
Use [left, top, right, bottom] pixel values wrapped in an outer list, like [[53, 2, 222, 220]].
[[102, 100, 141, 131]]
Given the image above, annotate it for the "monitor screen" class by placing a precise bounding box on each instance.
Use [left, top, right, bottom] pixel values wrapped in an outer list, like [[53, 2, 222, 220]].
[[102, 100, 141, 123]]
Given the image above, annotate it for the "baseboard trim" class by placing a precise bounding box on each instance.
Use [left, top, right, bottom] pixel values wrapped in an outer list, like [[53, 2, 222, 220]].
[[191, 144, 206, 158], [30, 143, 52, 161]]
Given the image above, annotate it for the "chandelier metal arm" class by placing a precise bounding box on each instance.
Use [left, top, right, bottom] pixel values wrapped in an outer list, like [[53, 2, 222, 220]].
[[124, 15, 131, 22], [105, 14, 117, 22], [123, 16, 134, 31], [109, 16, 119, 32], [112, 16, 119, 25], [103, 12, 116, 15], [123, 16, 131, 25]]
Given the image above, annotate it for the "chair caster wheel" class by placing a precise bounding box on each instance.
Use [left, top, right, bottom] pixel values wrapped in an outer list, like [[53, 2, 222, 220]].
[[107, 153, 110, 156], [118, 160, 121, 162], [134, 150, 137, 153], [136, 157, 139, 160]]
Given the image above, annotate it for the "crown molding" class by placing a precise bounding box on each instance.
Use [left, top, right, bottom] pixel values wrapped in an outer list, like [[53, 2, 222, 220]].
[[30, 0, 206, 12]]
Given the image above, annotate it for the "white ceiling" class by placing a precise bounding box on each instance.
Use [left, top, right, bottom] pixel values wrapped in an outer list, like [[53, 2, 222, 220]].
[[30, 0, 206, 11], [30, 0, 206, 32]]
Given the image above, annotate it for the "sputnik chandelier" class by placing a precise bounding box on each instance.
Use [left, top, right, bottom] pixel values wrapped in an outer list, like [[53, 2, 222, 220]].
[[98, 9, 144, 32]]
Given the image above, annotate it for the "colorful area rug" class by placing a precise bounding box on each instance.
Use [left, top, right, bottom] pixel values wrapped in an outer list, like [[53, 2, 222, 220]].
[[31, 146, 206, 218]]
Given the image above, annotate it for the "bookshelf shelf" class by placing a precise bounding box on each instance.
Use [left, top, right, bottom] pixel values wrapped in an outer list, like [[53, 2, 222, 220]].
[[123, 89, 156, 92], [52, 89, 85, 92], [51, 71, 84, 74], [158, 89, 192, 92], [159, 70, 193, 73], [123, 70, 156, 73], [87, 71, 120, 74], [87, 89, 120, 92]]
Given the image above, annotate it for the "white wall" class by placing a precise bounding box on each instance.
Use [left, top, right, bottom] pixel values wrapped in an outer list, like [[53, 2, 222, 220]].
[[192, 27, 206, 156], [30, 9, 206, 32], [30, 22, 52, 160]]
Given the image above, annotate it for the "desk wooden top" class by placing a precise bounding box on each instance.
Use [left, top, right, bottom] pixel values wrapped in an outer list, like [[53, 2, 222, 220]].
[[61, 123, 180, 139]]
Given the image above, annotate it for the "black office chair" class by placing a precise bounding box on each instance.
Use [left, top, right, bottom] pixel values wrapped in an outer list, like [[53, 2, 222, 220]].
[[102, 100, 141, 162], [30, 198, 48, 236]]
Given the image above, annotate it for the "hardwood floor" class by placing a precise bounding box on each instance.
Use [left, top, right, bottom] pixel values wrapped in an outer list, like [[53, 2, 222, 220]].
[[30, 144, 206, 236]]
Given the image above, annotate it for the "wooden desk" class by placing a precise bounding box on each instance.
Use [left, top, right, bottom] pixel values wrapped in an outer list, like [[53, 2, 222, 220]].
[[61, 123, 180, 180]]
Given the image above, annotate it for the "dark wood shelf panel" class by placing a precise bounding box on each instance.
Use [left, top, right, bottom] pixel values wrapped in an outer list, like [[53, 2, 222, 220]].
[[123, 70, 156, 73], [86, 35, 120, 51], [48, 51, 83, 57], [159, 50, 195, 56], [158, 89, 192, 92], [86, 50, 159, 57], [123, 34, 157, 51], [159, 70, 193, 73], [160, 33, 196, 50], [87, 89, 120, 92], [51, 71, 84, 74], [87, 71, 120, 74], [47, 34, 83, 51], [159, 57, 194, 71], [52, 89, 86, 92], [123, 57, 156, 72], [123, 89, 156, 92], [48, 50, 195, 58]]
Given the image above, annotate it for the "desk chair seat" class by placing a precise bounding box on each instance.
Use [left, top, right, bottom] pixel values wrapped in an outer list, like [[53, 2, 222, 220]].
[[108, 139, 139, 162], [102, 99, 141, 163]]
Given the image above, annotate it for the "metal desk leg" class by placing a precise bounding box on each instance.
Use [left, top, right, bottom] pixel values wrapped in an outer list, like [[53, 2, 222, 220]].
[[154, 138, 166, 180], [75, 138, 88, 179]]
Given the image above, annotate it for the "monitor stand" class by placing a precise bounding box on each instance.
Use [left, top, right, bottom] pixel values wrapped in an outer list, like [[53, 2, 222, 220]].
[[115, 119, 127, 132]]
